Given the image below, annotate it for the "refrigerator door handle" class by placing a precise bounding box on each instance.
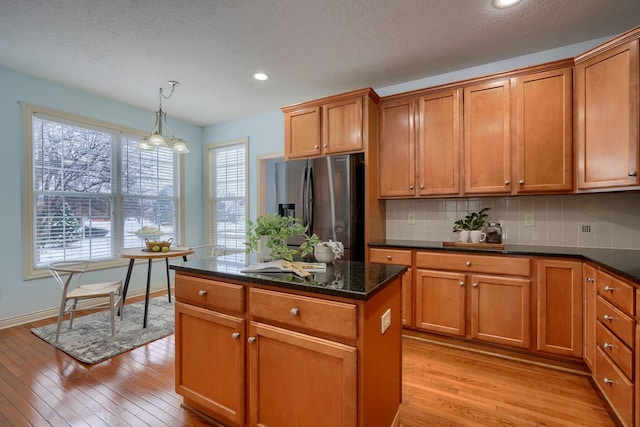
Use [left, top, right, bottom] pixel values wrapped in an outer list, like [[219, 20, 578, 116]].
[[307, 166, 314, 234], [301, 165, 308, 227]]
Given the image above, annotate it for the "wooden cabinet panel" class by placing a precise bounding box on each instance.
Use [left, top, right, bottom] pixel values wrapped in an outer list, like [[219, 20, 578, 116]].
[[249, 321, 357, 427], [415, 269, 466, 336], [402, 268, 414, 327], [595, 347, 634, 427], [596, 296, 635, 347], [536, 259, 583, 357], [284, 106, 321, 160], [576, 39, 639, 190], [416, 251, 531, 277], [417, 89, 462, 196], [368, 247, 414, 327], [583, 263, 597, 370], [596, 270, 635, 316], [596, 321, 633, 378], [175, 302, 245, 426], [175, 274, 245, 314], [515, 67, 573, 193], [470, 274, 531, 349], [636, 323, 639, 427], [323, 96, 363, 155], [369, 247, 412, 266], [464, 79, 512, 194], [378, 98, 416, 197]]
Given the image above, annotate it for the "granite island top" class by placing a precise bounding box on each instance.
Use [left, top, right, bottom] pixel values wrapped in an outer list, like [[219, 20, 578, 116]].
[[170, 255, 407, 301], [370, 239, 640, 286]]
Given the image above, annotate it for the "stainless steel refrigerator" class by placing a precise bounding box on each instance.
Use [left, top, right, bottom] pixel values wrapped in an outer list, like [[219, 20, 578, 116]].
[[272, 153, 365, 261]]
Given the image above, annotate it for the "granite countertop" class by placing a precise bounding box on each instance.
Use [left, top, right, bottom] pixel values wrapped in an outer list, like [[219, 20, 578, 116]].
[[170, 254, 407, 301], [370, 239, 640, 286]]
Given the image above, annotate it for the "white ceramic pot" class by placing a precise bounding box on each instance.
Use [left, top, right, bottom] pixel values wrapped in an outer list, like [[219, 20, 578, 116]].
[[314, 245, 335, 263], [258, 236, 273, 262], [470, 230, 486, 243], [459, 230, 471, 243]]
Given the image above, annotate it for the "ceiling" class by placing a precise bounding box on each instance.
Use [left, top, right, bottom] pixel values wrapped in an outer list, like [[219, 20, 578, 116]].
[[0, 0, 638, 127]]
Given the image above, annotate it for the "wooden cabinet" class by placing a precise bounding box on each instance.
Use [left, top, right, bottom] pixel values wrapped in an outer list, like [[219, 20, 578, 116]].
[[535, 258, 583, 357], [369, 247, 414, 326], [282, 88, 378, 160], [463, 78, 512, 194], [514, 67, 573, 193], [415, 251, 532, 349], [378, 98, 415, 197], [575, 30, 639, 190], [583, 263, 597, 370], [636, 313, 639, 427]]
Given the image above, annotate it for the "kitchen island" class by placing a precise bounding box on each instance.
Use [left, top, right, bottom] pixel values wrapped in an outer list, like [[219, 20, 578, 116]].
[[170, 256, 406, 427]]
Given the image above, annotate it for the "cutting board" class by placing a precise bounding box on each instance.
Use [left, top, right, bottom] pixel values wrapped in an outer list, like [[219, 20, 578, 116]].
[[443, 241, 505, 250]]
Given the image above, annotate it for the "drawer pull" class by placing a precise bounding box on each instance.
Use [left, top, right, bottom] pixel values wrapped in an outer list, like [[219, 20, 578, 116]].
[[248, 337, 256, 344], [459, 281, 465, 287], [629, 171, 637, 177], [420, 184, 425, 189], [472, 282, 478, 288], [518, 179, 524, 185], [386, 255, 392, 260], [409, 185, 414, 190], [603, 314, 613, 321], [504, 180, 510, 186], [603, 342, 613, 350], [232, 332, 240, 340], [198, 290, 207, 296], [324, 144, 328, 148], [291, 307, 300, 316], [603, 377, 614, 385], [314, 145, 319, 149], [586, 277, 594, 283], [465, 261, 471, 267], [604, 285, 614, 292]]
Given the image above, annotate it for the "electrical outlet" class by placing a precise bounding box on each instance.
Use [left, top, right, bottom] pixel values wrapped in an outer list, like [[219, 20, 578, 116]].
[[381, 308, 391, 334], [407, 213, 415, 224], [524, 213, 535, 227]]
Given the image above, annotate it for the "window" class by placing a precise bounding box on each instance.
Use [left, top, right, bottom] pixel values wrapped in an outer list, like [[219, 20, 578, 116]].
[[205, 138, 247, 254], [23, 103, 182, 278]]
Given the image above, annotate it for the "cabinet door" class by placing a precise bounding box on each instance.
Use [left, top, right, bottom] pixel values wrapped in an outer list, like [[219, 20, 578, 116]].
[[284, 106, 322, 159], [323, 96, 363, 155], [583, 264, 597, 370], [402, 268, 414, 327], [470, 274, 531, 349], [417, 89, 462, 196], [636, 323, 639, 427], [248, 321, 357, 427], [378, 98, 416, 197], [175, 302, 245, 426], [464, 79, 512, 194], [515, 68, 573, 193], [576, 39, 639, 189], [536, 259, 583, 357], [415, 269, 466, 336]]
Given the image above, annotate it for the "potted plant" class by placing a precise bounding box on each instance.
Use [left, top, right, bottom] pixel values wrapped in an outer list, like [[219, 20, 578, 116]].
[[246, 213, 319, 261], [452, 207, 490, 243], [314, 240, 344, 263]]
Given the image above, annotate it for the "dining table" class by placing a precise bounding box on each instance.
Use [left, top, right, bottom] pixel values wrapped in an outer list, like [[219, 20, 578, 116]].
[[120, 246, 195, 327]]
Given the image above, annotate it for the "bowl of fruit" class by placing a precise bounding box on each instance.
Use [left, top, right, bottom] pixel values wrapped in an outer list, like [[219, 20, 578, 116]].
[[144, 237, 173, 252]]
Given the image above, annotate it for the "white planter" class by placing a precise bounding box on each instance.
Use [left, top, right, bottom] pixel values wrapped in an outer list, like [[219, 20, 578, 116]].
[[314, 245, 335, 263], [258, 236, 273, 262]]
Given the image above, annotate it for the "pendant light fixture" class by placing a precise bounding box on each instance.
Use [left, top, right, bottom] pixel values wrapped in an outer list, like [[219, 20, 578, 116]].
[[136, 80, 190, 154]]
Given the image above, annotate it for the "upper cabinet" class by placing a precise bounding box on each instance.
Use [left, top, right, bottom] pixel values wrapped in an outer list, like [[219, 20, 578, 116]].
[[378, 98, 416, 197], [282, 88, 379, 160], [575, 29, 640, 191]]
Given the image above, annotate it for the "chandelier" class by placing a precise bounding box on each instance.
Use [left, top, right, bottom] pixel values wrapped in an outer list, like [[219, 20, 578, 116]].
[[136, 80, 190, 154]]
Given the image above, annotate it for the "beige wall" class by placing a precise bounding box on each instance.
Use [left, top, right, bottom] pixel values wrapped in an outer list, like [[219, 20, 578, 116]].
[[386, 192, 640, 249]]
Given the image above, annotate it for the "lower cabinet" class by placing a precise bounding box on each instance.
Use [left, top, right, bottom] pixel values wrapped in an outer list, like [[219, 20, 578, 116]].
[[415, 269, 466, 336], [583, 264, 597, 370], [636, 320, 639, 427], [369, 248, 414, 327]]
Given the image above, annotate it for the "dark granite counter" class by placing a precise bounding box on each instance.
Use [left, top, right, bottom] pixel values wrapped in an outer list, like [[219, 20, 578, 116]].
[[370, 239, 640, 286], [170, 254, 407, 301]]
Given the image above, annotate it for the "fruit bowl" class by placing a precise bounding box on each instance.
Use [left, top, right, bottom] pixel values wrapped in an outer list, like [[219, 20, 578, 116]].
[[144, 237, 173, 252]]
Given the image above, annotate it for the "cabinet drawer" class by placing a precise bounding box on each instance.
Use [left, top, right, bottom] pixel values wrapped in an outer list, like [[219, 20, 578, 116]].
[[370, 248, 412, 266], [596, 271, 634, 316], [595, 347, 634, 427], [596, 321, 633, 378], [596, 296, 635, 347], [175, 274, 245, 314], [636, 289, 640, 322], [249, 288, 357, 340], [416, 251, 531, 277]]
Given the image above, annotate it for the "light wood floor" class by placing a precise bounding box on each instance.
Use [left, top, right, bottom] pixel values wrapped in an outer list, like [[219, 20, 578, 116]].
[[0, 294, 616, 427]]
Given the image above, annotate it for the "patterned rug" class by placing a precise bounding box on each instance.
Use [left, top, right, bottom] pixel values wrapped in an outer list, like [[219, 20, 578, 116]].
[[31, 296, 174, 364]]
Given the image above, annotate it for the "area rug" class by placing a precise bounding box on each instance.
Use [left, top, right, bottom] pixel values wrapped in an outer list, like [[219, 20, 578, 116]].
[[31, 296, 174, 364]]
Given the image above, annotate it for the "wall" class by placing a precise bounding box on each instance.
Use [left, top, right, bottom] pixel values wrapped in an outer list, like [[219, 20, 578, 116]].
[[0, 66, 204, 323], [386, 193, 640, 249]]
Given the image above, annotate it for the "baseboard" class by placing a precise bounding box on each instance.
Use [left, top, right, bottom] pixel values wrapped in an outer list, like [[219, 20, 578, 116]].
[[0, 284, 169, 330]]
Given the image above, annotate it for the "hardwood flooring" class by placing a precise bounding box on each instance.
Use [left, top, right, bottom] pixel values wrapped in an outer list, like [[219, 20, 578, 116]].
[[0, 294, 616, 426]]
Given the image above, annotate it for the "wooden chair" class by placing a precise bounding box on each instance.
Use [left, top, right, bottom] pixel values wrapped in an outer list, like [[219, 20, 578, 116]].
[[47, 260, 123, 343]]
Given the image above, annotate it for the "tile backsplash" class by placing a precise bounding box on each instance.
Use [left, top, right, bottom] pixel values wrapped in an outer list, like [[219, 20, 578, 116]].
[[385, 192, 640, 249]]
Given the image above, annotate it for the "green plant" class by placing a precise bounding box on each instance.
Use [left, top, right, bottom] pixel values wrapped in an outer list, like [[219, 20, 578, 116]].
[[246, 213, 320, 261], [453, 207, 491, 231]]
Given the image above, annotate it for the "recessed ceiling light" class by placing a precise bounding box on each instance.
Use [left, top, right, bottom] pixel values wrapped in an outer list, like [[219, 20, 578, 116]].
[[492, 0, 522, 8], [253, 72, 270, 81]]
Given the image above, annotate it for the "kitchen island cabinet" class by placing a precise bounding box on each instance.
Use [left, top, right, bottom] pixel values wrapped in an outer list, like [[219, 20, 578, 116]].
[[171, 258, 405, 427]]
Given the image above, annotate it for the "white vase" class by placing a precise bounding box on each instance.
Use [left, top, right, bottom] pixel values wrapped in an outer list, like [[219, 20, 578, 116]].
[[258, 236, 273, 262], [314, 245, 334, 263], [459, 230, 471, 243]]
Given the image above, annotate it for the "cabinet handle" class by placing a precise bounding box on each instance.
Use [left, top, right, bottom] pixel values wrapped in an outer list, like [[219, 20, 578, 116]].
[[465, 261, 471, 267], [248, 337, 256, 344], [604, 285, 614, 292], [387, 255, 392, 260], [314, 145, 319, 149], [518, 179, 524, 185], [232, 332, 240, 340], [459, 281, 465, 287], [586, 277, 594, 283], [409, 185, 414, 190], [291, 307, 300, 316], [629, 171, 637, 177], [603, 342, 613, 350], [472, 282, 478, 288], [603, 314, 613, 321], [419, 184, 424, 189], [504, 180, 510, 186], [324, 144, 328, 148], [603, 377, 613, 385], [198, 290, 207, 296]]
